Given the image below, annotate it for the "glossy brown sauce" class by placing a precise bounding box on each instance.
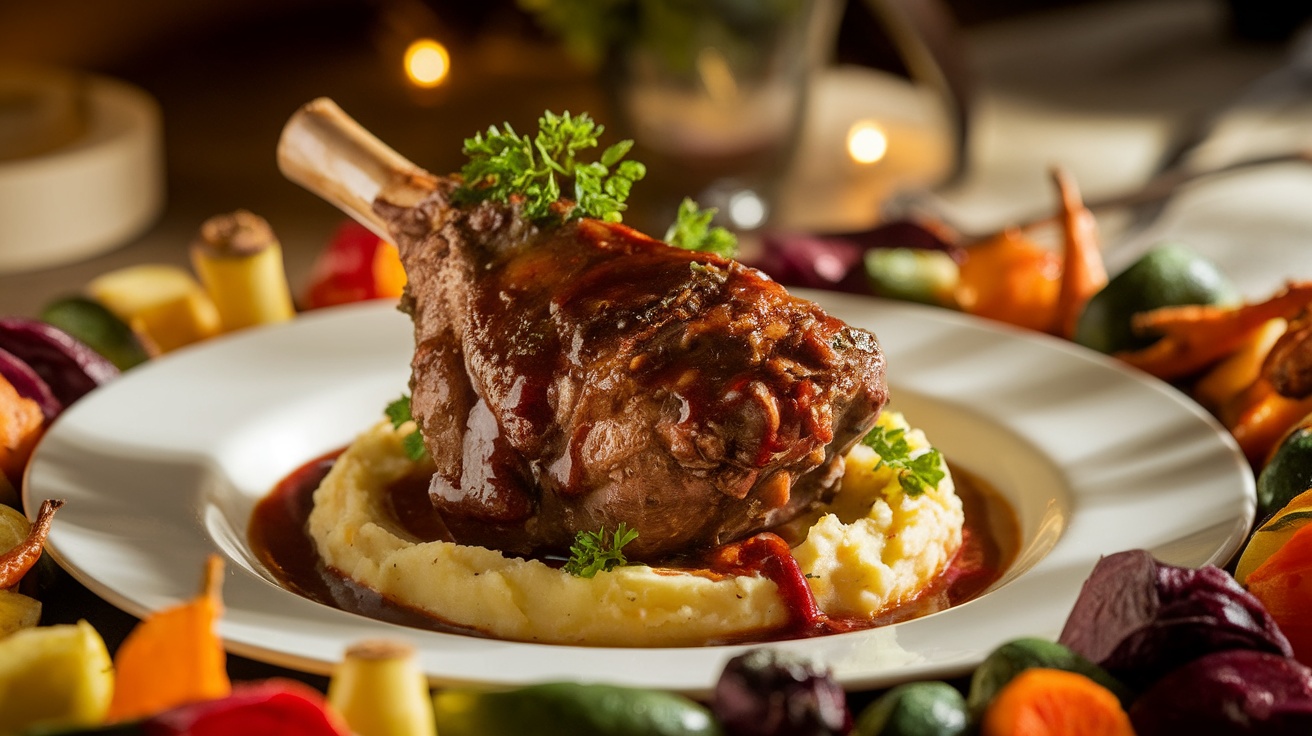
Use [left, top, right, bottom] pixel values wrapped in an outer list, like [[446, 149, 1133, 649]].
[[249, 456, 1019, 644]]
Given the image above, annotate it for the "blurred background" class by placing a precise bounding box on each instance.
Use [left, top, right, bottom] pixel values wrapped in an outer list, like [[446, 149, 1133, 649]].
[[1, 0, 1309, 312]]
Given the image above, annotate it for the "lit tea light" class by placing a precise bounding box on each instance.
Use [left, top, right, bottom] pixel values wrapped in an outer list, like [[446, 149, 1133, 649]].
[[846, 120, 888, 165], [404, 39, 450, 88]]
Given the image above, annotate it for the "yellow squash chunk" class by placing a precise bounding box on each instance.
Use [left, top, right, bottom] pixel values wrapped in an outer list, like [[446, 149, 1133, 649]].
[[1236, 489, 1312, 585], [87, 265, 221, 353], [0, 588, 41, 637], [0, 502, 30, 555], [0, 620, 114, 733], [190, 210, 296, 332]]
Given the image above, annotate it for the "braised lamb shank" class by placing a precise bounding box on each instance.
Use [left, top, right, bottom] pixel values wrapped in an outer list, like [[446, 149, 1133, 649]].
[[279, 99, 888, 560]]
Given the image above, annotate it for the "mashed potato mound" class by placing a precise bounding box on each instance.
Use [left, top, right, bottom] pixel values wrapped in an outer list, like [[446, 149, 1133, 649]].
[[308, 411, 962, 646]]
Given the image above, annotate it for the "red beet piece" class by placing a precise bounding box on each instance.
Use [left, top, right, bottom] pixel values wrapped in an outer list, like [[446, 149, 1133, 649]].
[[0, 347, 62, 420], [0, 318, 118, 407], [1130, 649, 1312, 735]]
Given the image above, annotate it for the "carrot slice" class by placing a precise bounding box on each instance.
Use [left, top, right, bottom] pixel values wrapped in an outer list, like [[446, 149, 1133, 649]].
[[0, 376, 45, 487], [1225, 380, 1312, 466], [0, 499, 62, 589], [981, 668, 1134, 736], [1118, 281, 1312, 380], [955, 227, 1062, 333], [107, 554, 231, 721], [1051, 167, 1108, 340]]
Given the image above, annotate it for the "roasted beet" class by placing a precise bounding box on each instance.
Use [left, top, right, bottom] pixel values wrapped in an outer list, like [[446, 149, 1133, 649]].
[[712, 649, 850, 736], [1129, 650, 1312, 735], [753, 219, 963, 294], [0, 318, 118, 407], [0, 347, 61, 420], [1058, 549, 1291, 691]]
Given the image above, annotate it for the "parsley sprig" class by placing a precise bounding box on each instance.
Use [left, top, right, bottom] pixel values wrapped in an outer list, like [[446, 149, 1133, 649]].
[[455, 111, 646, 224], [563, 523, 639, 578], [664, 197, 738, 258], [862, 425, 945, 496], [385, 394, 428, 462]]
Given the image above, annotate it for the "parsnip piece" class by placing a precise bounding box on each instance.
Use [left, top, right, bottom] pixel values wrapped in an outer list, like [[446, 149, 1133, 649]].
[[87, 264, 221, 353], [0, 589, 41, 637], [328, 639, 436, 736], [190, 210, 296, 332], [0, 620, 114, 733]]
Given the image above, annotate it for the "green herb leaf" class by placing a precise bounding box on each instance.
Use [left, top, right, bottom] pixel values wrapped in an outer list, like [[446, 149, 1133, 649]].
[[862, 424, 945, 497], [455, 110, 644, 225], [385, 394, 428, 462], [664, 197, 738, 258], [563, 523, 639, 578]]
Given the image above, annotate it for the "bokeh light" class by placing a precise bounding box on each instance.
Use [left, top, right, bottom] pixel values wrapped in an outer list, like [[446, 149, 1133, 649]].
[[404, 38, 450, 88]]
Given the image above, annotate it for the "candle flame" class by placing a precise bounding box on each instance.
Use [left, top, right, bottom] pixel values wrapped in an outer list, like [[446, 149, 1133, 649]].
[[847, 121, 888, 165]]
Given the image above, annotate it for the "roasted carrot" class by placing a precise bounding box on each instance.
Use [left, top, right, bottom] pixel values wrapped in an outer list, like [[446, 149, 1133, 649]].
[[1051, 167, 1108, 340], [1118, 281, 1312, 380], [107, 554, 231, 721], [981, 668, 1135, 736], [1245, 522, 1312, 666], [1226, 380, 1312, 467], [1194, 318, 1288, 416], [955, 227, 1062, 333], [0, 498, 62, 588], [0, 376, 44, 487]]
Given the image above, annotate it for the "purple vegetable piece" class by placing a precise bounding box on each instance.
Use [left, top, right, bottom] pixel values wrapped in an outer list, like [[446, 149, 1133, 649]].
[[0, 318, 118, 407], [712, 648, 850, 736], [1130, 650, 1312, 735], [752, 219, 963, 294], [1058, 549, 1291, 691], [0, 347, 62, 420]]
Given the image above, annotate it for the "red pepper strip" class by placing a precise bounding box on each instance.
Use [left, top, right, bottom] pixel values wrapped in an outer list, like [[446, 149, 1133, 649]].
[[711, 532, 825, 632], [0, 498, 63, 588], [145, 679, 350, 736]]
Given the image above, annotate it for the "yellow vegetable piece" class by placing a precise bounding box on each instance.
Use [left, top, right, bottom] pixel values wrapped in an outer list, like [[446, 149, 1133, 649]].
[[328, 639, 436, 736], [1195, 318, 1288, 420], [0, 503, 31, 556], [87, 264, 221, 353], [190, 210, 296, 332], [107, 554, 231, 721], [1236, 489, 1312, 585], [0, 620, 114, 733], [0, 588, 41, 637]]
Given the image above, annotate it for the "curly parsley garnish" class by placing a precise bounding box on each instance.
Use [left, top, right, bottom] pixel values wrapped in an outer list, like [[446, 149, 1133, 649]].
[[563, 523, 639, 578], [454, 110, 646, 224], [665, 197, 738, 258], [385, 394, 428, 462], [862, 425, 945, 496]]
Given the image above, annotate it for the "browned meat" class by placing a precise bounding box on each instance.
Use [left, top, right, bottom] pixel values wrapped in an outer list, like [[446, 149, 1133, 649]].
[[377, 181, 887, 561]]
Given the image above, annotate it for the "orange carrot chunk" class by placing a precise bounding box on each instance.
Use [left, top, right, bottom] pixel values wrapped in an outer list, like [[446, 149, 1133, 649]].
[[982, 668, 1135, 736], [1246, 522, 1312, 667], [955, 227, 1062, 333], [0, 376, 45, 487], [107, 554, 231, 721]]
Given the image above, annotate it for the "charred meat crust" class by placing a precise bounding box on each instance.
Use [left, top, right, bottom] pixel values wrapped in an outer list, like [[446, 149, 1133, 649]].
[[379, 187, 888, 560]]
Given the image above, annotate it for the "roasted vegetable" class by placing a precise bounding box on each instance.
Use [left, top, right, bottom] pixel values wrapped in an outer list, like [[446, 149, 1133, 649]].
[[0, 346, 61, 420], [754, 220, 962, 295], [107, 554, 230, 721], [0, 588, 40, 637], [327, 639, 436, 736], [855, 681, 968, 736], [1245, 521, 1312, 666], [145, 679, 350, 736], [980, 668, 1133, 736], [712, 648, 849, 736], [1257, 421, 1312, 520], [0, 499, 62, 589], [966, 638, 1128, 720], [864, 248, 959, 306], [0, 376, 45, 489], [954, 227, 1061, 332], [86, 265, 221, 353], [301, 221, 406, 310], [1236, 489, 1312, 585], [1051, 166, 1108, 341], [0, 318, 118, 406], [40, 296, 153, 371], [1128, 650, 1312, 735], [1057, 549, 1290, 691], [433, 682, 723, 736], [190, 210, 297, 332], [0, 620, 114, 733]]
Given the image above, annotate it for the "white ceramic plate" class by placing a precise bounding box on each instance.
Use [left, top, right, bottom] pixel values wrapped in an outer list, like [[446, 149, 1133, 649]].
[[25, 293, 1254, 694]]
